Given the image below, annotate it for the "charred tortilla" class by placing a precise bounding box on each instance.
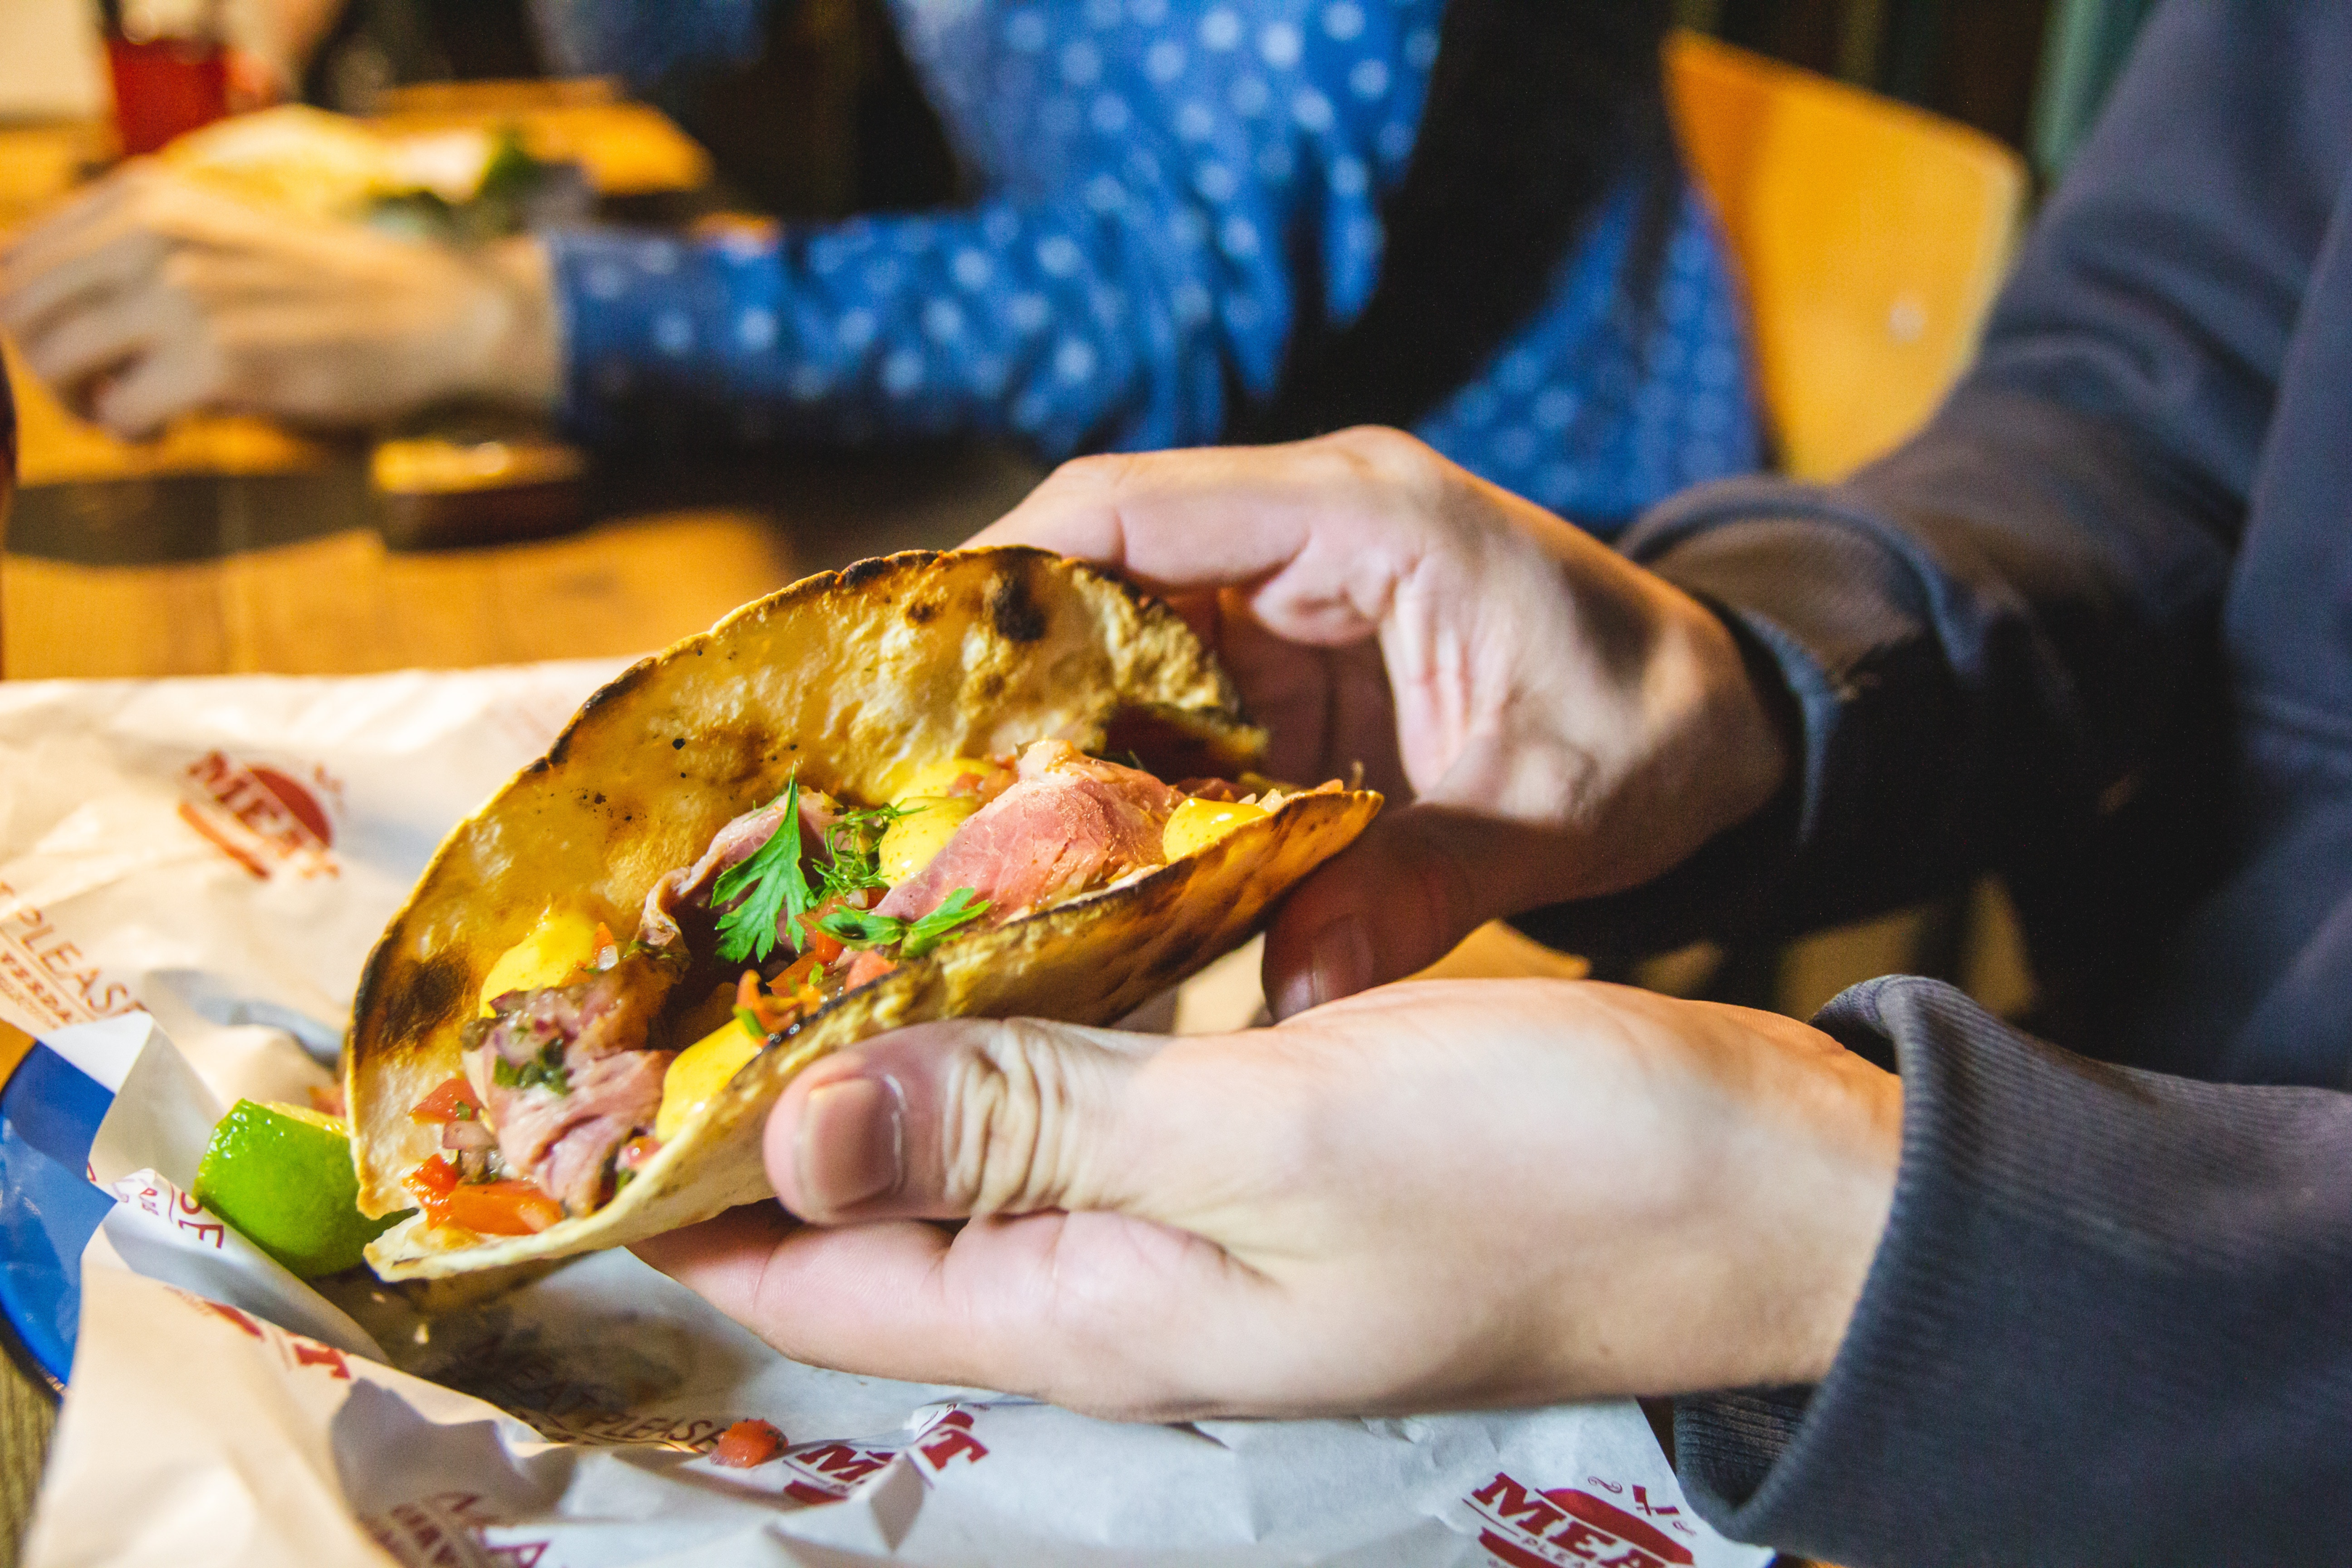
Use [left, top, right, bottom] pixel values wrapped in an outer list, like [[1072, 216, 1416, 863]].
[[347, 547, 1381, 1278]]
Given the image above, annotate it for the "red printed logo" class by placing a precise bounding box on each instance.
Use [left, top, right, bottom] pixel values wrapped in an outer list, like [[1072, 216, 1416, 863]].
[[1466, 1472, 1696, 1568], [168, 1288, 354, 1383], [177, 752, 342, 880], [363, 1492, 549, 1568], [114, 1175, 227, 1250], [779, 1440, 900, 1506], [774, 1406, 990, 1506]]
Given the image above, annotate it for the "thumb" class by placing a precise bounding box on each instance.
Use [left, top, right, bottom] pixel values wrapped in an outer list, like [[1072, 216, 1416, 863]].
[[1263, 804, 1556, 1018], [767, 1016, 1162, 1225]]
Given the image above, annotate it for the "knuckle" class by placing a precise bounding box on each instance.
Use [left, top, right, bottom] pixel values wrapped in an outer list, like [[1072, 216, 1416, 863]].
[[1325, 425, 1443, 494], [1040, 450, 1134, 508], [937, 1021, 1089, 1214]]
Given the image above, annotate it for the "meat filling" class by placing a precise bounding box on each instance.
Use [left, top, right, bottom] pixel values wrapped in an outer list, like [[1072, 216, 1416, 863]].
[[875, 740, 1182, 923], [428, 743, 1220, 1229], [460, 954, 679, 1215]]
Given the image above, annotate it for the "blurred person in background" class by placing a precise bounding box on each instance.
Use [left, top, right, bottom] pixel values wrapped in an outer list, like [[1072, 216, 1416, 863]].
[[640, 4, 2352, 1562], [0, 0, 1757, 534]]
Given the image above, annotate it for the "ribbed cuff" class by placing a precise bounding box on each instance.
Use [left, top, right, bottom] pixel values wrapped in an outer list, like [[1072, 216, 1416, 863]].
[[1675, 975, 2352, 1566]]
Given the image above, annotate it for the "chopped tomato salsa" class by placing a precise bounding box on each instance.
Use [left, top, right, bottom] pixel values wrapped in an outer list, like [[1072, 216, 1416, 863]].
[[711, 1418, 784, 1468], [795, 907, 846, 965], [842, 950, 898, 990], [403, 1155, 563, 1235], [735, 970, 797, 1034], [409, 1075, 483, 1124]]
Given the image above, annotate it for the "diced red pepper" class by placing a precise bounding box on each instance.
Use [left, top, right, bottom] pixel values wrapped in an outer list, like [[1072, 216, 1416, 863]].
[[773, 950, 827, 1011], [735, 969, 799, 1035], [617, 1135, 662, 1172], [441, 1181, 564, 1236], [795, 907, 845, 965], [403, 1156, 563, 1236], [409, 1075, 483, 1125], [842, 950, 898, 990], [711, 1418, 784, 1468], [404, 1153, 460, 1205]]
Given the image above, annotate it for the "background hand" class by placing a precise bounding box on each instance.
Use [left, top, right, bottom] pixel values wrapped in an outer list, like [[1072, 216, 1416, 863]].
[[636, 980, 1899, 1420], [0, 166, 557, 436], [968, 431, 1791, 1013]]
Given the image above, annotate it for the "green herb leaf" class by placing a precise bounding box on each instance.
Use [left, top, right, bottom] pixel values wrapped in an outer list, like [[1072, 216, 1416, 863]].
[[713, 775, 815, 965], [491, 1041, 570, 1095], [733, 1005, 769, 1040], [902, 887, 990, 957], [815, 907, 905, 950], [814, 802, 915, 905]]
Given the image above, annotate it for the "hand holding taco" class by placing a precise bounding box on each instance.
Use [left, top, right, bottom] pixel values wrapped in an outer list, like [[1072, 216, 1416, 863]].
[[345, 547, 1381, 1278], [968, 429, 1793, 1013]]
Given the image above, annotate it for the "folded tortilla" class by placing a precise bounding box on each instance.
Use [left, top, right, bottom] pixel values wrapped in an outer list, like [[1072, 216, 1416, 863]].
[[347, 547, 1381, 1278]]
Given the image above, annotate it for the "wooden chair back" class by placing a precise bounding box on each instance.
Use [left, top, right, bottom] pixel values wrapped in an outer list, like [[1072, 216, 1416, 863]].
[[1665, 30, 2029, 480]]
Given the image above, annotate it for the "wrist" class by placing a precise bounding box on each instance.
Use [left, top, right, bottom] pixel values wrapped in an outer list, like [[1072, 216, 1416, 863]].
[[1743, 1015, 1902, 1387], [1684, 600, 1794, 841]]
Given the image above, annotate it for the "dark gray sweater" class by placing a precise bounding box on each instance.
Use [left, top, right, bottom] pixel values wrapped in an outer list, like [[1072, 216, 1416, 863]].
[[1600, 3, 2352, 1561]]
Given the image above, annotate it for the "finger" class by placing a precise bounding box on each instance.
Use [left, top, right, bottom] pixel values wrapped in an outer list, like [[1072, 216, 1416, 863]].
[[636, 1198, 1273, 1418], [968, 428, 1457, 647], [0, 167, 144, 275], [13, 279, 185, 405], [88, 332, 222, 438], [764, 1016, 1182, 1225], [1261, 804, 1581, 1016], [0, 221, 174, 345], [0, 169, 205, 335]]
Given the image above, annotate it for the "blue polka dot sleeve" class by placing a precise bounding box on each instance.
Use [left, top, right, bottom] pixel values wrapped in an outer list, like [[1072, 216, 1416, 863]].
[[546, 0, 1761, 531]]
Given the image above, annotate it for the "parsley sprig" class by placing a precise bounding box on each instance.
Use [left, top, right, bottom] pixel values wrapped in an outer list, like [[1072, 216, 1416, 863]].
[[817, 886, 990, 958], [712, 775, 817, 965], [814, 803, 915, 907]]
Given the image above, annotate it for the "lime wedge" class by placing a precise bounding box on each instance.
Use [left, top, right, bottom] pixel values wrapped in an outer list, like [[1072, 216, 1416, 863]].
[[192, 1098, 401, 1277]]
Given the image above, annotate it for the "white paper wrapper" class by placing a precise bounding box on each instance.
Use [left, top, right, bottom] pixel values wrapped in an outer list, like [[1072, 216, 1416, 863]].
[[5, 666, 1772, 1568]]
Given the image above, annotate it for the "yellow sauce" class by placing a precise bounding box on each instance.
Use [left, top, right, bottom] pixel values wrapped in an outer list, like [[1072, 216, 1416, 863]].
[[478, 908, 603, 1016], [883, 755, 1003, 801], [1162, 796, 1270, 862], [656, 1015, 764, 1142], [877, 795, 979, 884]]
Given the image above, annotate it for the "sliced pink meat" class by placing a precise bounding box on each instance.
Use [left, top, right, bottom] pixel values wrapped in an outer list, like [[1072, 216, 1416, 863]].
[[471, 955, 674, 1071], [874, 740, 1183, 923], [480, 1048, 671, 1215], [462, 952, 682, 1215]]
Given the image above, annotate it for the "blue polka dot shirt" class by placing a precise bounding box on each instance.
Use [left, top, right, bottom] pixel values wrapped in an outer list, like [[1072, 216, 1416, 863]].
[[545, 0, 1762, 532]]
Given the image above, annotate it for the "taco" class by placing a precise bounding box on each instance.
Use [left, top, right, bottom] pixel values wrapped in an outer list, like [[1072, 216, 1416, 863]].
[[346, 547, 1382, 1278]]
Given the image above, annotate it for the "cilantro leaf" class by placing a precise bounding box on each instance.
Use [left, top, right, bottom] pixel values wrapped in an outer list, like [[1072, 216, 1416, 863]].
[[713, 775, 815, 965], [813, 885, 989, 957], [902, 887, 990, 957], [815, 907, 904, 950]]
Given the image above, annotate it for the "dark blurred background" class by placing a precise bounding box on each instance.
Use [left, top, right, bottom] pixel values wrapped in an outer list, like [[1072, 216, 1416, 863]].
[[1680, 0, 2155, 184], [288, 0, 2155, 224]]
